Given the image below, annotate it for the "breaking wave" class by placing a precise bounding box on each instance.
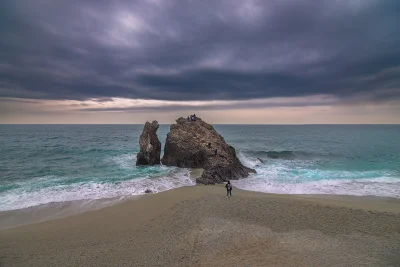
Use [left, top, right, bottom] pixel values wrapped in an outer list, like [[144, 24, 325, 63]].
[[0, 166, 196, 212], [235, 152, 400, 198]]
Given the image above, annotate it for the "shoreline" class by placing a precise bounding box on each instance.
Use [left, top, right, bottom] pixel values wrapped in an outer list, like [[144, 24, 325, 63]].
[[0, 196, 134, 231], [1, 185, 400, 231]]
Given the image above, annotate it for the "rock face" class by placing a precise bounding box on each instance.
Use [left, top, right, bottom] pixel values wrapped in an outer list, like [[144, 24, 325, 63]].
[[136, 121, 161, 166], [161, 117, 255, 184]]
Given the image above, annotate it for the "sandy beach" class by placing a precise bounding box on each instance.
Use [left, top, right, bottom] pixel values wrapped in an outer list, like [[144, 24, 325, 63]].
[[1, 186, 400, 267]]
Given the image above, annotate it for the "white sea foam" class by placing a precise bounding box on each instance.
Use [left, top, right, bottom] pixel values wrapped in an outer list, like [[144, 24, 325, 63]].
[[233, 176, 400, 198], [238, 152, 261, 169], [2, 152, 399, 212], [110, 153, 137, 169], [234, 153, 400, 198], [0, 168, 195, 212]]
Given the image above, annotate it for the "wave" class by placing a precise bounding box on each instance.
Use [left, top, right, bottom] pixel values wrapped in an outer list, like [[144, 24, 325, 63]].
[[264, 150, 294, 159], [46, 136, 60, 140], [233, 176, 400, 198], [2, 149, 399, 211], [236, 151, 400, 198], [0, 167, 195, 212], [244, 150, 325, 160], [111, 153, 137, 170]]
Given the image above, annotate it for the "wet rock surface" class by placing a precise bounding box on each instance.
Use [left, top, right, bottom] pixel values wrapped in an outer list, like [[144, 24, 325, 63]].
[[136, 121, 161, 166], [161, 117, 255, 184]]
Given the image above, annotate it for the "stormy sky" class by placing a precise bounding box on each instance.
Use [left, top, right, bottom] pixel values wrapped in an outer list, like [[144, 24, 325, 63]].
[[1, 0, 399, 124]]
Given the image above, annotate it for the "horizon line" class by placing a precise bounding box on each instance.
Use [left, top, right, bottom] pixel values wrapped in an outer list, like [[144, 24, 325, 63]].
[[1, 123, 399, 126]]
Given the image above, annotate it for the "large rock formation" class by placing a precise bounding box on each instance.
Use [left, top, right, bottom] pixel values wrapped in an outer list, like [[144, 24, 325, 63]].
[[136, 121, 161, 166], [161, 117, 255, 184]]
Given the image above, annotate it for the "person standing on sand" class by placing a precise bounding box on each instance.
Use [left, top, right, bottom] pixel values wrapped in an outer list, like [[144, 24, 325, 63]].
[[225, 181, 232, 198]]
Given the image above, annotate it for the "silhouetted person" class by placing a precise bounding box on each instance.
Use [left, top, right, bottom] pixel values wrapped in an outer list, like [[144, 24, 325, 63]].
[[215, 148, 218, 160], [225, 181, 232, 198]]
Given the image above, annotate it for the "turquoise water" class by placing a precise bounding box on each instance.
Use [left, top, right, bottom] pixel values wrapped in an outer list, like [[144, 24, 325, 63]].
[[0, 124, 399, 211]]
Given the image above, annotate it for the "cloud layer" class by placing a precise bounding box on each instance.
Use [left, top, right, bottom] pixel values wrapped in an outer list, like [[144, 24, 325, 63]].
[[1, 0, 399, 105]]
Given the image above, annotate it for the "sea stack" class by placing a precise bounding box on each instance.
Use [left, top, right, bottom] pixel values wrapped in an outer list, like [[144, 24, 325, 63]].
[[136, 121, 161, 166], [161, 117, 255, 184]]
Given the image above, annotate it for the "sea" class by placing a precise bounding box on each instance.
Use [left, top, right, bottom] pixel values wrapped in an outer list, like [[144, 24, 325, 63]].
[[1, 124, 399, 217]]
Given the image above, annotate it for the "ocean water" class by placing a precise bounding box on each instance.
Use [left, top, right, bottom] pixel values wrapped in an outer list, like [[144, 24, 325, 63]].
[[0, 124, 399, 212]]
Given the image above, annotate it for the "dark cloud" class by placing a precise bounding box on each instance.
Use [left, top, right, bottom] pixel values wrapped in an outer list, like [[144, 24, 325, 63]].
[[0, 0, 399, 103]]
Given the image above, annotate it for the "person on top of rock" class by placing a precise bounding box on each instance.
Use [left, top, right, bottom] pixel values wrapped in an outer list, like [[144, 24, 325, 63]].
[[193, 114, 197, 121], [215, 148, 218, 160], [225, 180, 232, 198], [187, 116, 190, 121]]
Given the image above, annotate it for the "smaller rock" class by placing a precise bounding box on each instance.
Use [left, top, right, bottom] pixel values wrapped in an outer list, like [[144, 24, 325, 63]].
[[136, 120, 161, 166], [144, 189, 153, 194]]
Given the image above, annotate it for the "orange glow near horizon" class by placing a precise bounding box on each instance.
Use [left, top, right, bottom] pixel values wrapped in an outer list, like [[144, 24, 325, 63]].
[[0, 96, 399, 124]]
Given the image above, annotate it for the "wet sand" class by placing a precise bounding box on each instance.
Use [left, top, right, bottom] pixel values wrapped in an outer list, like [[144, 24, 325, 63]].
[[1, 185, 400, 267]]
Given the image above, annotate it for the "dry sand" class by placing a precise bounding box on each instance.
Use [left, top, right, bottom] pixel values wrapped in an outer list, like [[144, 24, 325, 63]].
[[1, 185, 400, 267]]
